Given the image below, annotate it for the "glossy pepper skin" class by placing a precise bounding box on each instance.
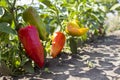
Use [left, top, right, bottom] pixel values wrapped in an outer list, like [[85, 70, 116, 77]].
[[23, 7, 47, 41], [50, 32, 65, 58], [66, 21, 89, 36], [18, 25, 44, 68]]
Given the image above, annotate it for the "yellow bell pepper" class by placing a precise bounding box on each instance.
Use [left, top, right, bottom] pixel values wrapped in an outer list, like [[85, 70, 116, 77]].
[[66, 21, 89, 36]]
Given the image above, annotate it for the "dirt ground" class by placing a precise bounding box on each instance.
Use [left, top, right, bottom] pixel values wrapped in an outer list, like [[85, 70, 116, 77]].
[[1, 30, 120, 80]]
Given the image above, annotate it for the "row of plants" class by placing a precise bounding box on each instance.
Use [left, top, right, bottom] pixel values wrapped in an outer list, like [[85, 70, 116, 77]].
[[0, 0, 119, 75]]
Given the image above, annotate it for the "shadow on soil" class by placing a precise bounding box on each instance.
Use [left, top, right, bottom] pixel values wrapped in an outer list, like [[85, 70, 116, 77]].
[[8, 34, 120, 80]]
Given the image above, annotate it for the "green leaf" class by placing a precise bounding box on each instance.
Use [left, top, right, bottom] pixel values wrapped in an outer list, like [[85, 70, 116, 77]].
[[110, 3, 120, 11], [0, 0, 8, 7], [95, 0, 116, 3], [69, 37, 77, 54], [0, 7, 4, 16], [0, 32, 9, 42], [0, 22, 16, 34], [0, 61, 12, 75], [39, 0, 53, 8], [81, 33, 88, 41], [90, 13, 101, 24], [39, 0, 58, 14], [87, 60, 94, 68], [0, 10, 13, 24], [23, 60, 34, 74], [44, 68, 51, 73]]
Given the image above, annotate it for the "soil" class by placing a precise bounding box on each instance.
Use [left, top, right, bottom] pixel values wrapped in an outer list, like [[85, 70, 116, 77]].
[[1, 30, 120, 80]]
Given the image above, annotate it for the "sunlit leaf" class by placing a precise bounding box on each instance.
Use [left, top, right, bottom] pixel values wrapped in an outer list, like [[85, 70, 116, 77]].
[[110, 3, 120, 11], [81, 33, 88, 41], [95, 0, 116, 3], [39, 0, 53, 8], [0, 0, 8, 7], [39, 0, 58, 14], [90, 13, 101, 24]]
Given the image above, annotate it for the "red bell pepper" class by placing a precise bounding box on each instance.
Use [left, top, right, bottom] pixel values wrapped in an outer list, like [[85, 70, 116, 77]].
[[50, 32, 65, 58], [18, 25, 44, 68]]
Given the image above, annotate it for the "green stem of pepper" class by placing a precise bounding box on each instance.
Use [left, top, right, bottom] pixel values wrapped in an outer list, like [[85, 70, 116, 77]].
[[11, 0, 18, 28], [57, 14, 62, 31]]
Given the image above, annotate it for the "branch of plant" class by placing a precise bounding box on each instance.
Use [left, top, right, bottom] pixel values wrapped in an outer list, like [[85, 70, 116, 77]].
[[56, 14, 63, 31]]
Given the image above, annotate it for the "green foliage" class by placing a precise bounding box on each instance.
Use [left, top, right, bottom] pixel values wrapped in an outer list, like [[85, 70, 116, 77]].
[[69, 37, 77, 54], [0, 0, 8, 7], [0, 22, 16, 34], [23, 60, 34, 74], [110, 3, 120, 11], [0, 61, 12, 75]]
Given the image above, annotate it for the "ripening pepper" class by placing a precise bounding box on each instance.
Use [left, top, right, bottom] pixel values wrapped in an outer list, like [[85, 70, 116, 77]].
[[67, 20, 80, 28], [50, 32, 65, 58], [18, 25, 44, 68], [66, 21, 89, 36], [22, 7, 47, 41]]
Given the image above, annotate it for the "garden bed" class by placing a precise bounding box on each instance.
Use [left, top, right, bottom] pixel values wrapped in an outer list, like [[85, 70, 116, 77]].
[[1, 30, 120, 80]]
